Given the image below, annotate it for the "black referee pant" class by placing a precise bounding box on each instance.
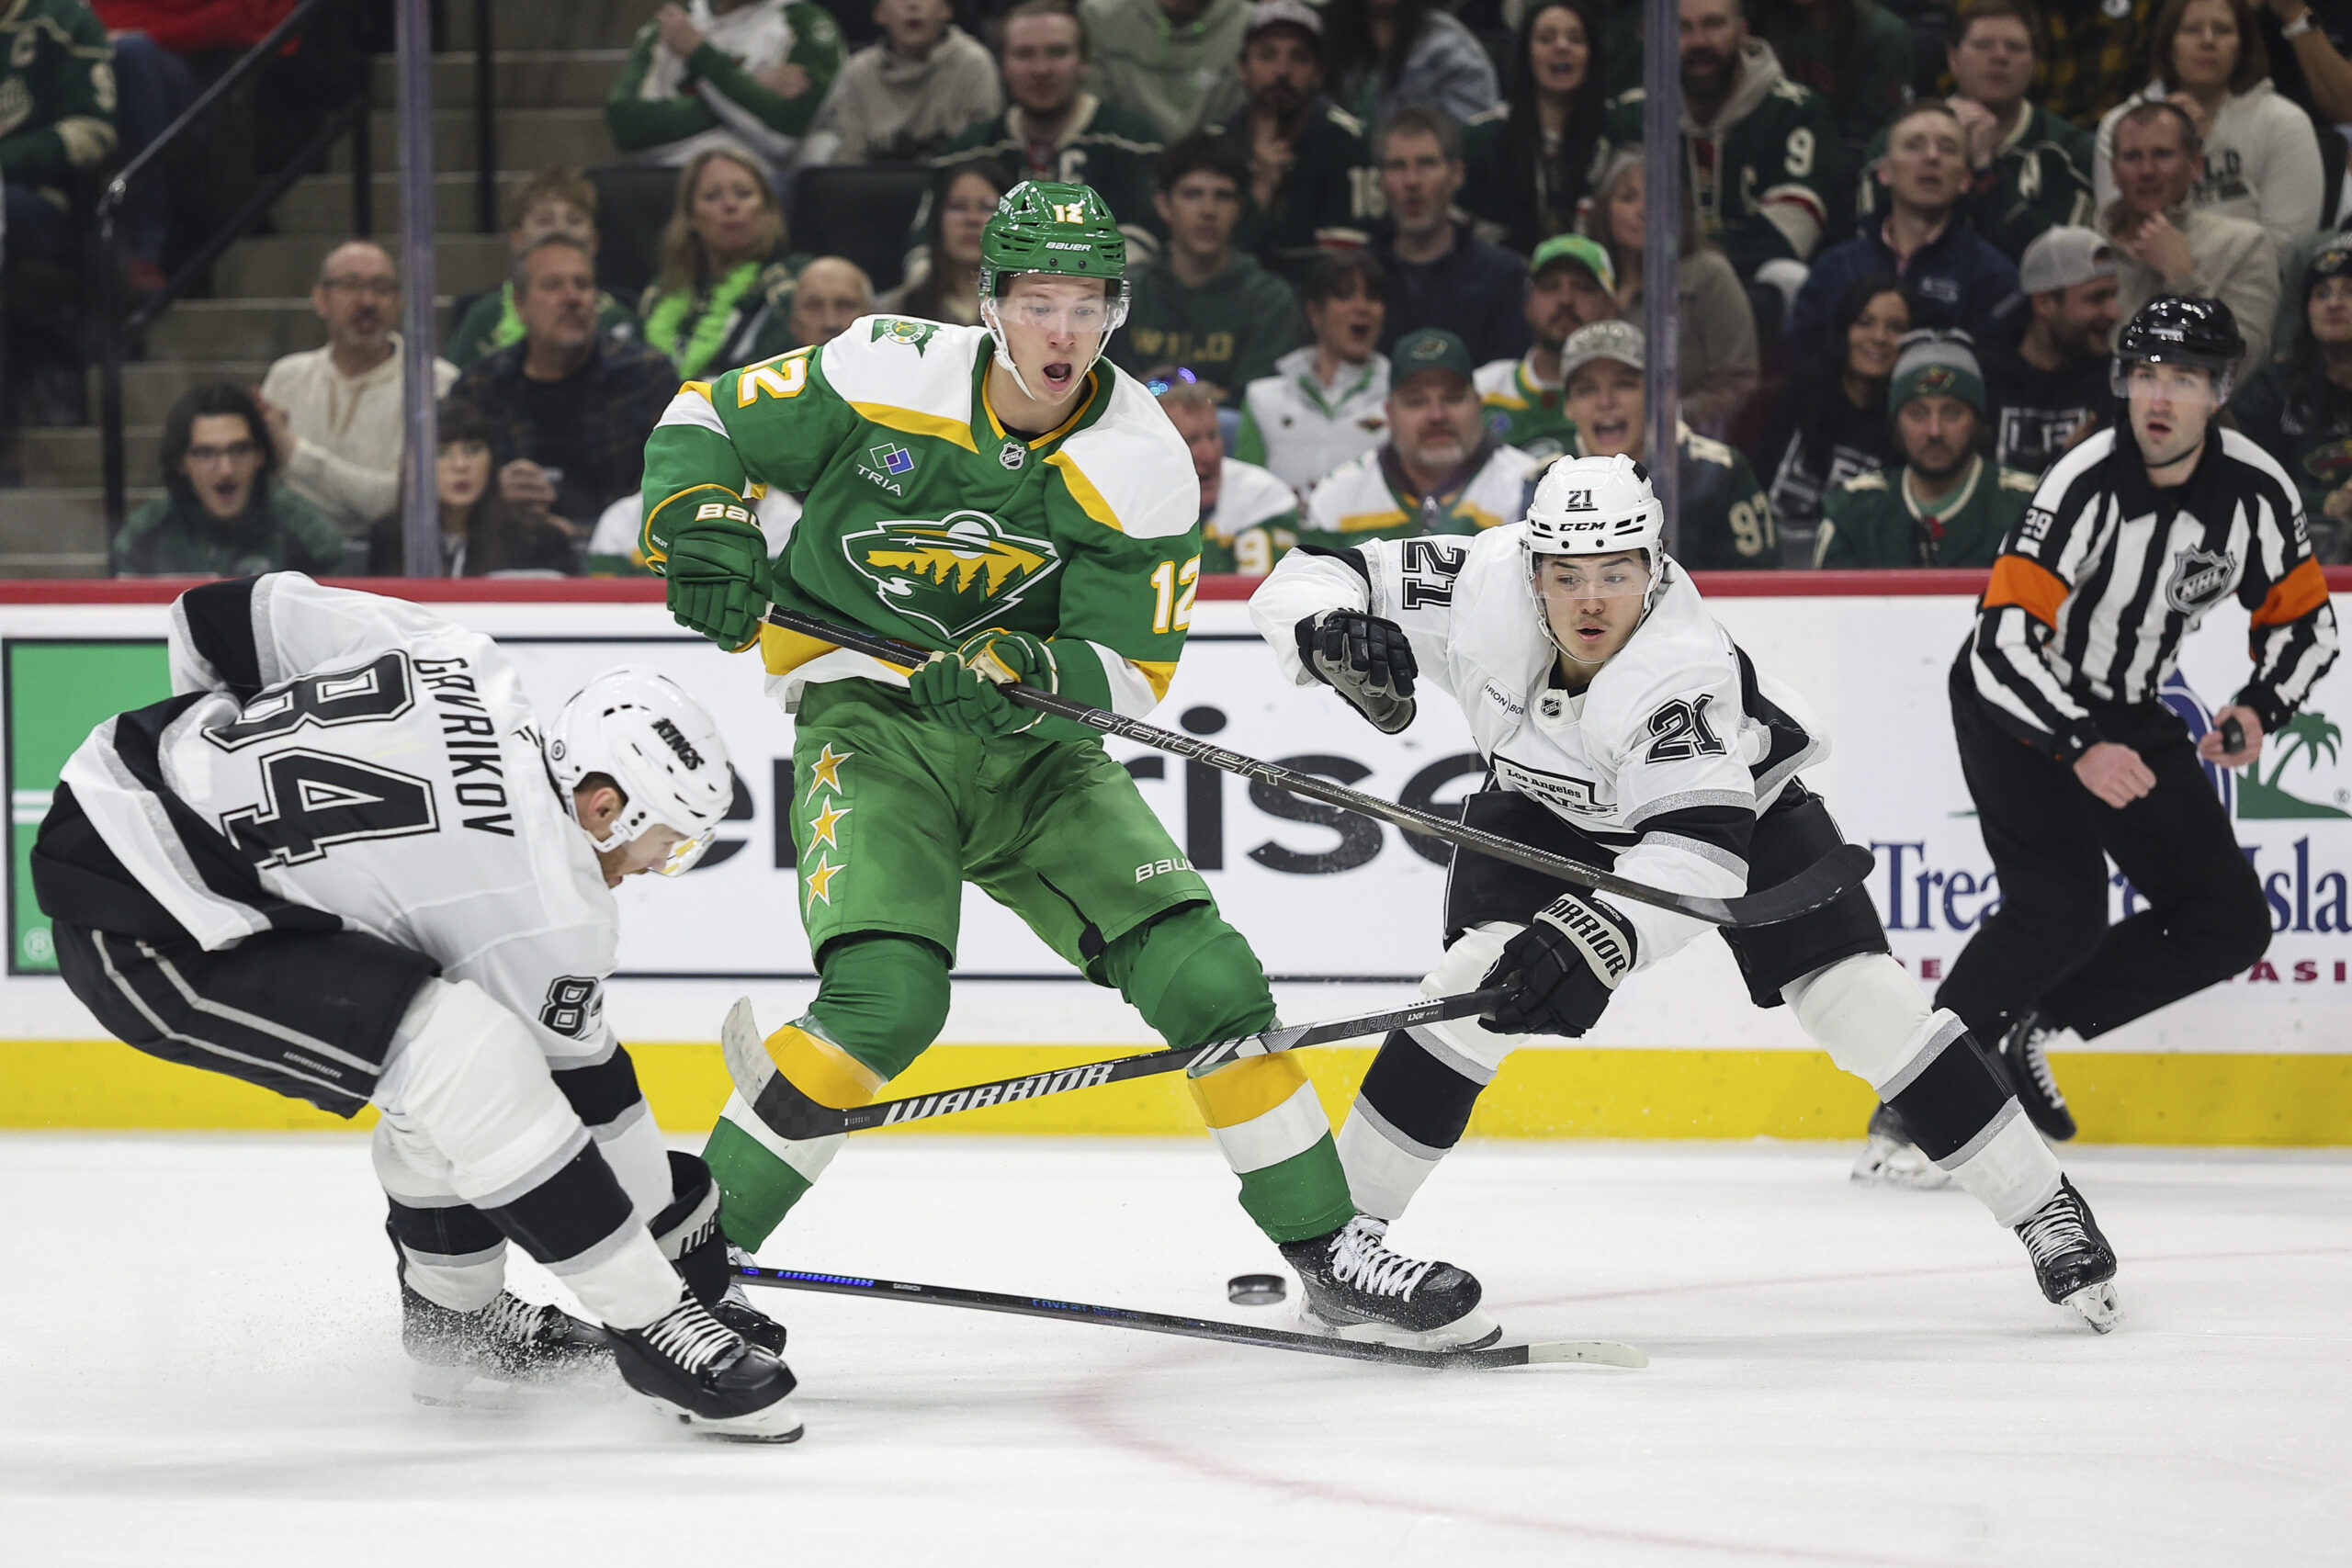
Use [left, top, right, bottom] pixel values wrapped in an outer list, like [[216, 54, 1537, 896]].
[[1938, 654, 2272, 1043]]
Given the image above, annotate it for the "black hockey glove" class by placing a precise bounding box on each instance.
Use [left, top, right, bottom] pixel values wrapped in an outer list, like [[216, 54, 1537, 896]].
[[1296, 610, 1417, 734], [1479, 893, 1638, 1038]]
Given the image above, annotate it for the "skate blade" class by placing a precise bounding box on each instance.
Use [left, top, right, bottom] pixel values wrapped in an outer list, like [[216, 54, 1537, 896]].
[[2064, 1280, 2120, 1334], [1303, 1303, 1504, 1353], [410, 1357, 618, 1409], [650, 1393, 806, 1443], [1849, 1136, 1952, 1190]]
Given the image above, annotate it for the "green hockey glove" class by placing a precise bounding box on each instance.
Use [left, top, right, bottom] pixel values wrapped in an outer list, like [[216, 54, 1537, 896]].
[[663, 505, 769, 650], [904, 630, 1057, 736]]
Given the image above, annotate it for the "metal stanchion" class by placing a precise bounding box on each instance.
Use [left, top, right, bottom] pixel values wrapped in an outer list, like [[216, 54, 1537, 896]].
[[1642, 0, 1682, 553], [398, 0, 440, 579]]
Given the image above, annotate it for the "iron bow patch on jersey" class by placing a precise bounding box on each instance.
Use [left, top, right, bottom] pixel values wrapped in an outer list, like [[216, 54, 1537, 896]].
[[841, 511, 1063, 640]]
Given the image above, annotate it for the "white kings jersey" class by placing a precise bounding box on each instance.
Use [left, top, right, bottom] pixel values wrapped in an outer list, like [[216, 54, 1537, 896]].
[[57, 574, 622, 1065], [1250, 526, 1826, 966]]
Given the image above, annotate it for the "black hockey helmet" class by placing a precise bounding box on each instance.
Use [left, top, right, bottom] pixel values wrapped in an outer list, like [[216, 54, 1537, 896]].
[[2112, 295, 2243, 398]]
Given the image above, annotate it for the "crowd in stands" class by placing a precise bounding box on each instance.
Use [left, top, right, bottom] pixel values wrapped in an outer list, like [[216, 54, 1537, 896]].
[[11, 0, 2352, 578]]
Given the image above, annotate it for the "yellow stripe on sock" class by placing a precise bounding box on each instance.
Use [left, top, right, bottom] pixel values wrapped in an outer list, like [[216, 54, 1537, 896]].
[[1189, 1052, 1310, 1128], [1204, 1079, 1332, 1174], [770, 1022, 886, 1109]]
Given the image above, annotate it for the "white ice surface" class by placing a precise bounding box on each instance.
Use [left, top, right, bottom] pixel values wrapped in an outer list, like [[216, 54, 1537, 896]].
[[4, 1135, 2348, 1567]]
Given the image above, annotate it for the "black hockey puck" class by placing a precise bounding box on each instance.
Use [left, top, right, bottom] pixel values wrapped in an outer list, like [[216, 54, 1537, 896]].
[[1227, 1272, 1286, 1306]]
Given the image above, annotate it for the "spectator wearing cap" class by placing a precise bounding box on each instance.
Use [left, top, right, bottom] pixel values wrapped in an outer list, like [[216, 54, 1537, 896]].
[[1854, 0, 2095, 265], [1982, 226, 2125, 474], [1299, 327, 1547, 540], [2100, 97, 2275, 379], [1584, 146, 1758, 436], [1150, 366, 1301, 574], [1462, 0, 1610, 258], [1236, 250, 1393, 493], [1113, 132, 1308, 397], [606, 0, 846, 173], [1474, 234, 1618, 461], [1202, 0, 1376, 282], [1081, 0, 1250, 140], [1369, 106, 1533, 367], [1563, 319, 1779, 570], [1785, 101, 2023, 366], [2094, 0, 2324, 263], [2230, 233, 2352, 561], [802, 0, 1001, 164], [1814, 333, 2037, 568]]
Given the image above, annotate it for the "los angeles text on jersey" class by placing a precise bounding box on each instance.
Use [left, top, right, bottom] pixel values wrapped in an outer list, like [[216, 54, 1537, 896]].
[[413, 654, 518, 837]]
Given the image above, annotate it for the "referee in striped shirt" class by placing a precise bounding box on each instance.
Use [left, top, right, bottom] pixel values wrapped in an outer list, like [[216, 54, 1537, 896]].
[[1942, 296, 2339, 1140]]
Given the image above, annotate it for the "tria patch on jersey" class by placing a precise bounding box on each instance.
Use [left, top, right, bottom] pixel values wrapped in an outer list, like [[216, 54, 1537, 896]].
[[2165, 546, 2237, 614], [841, 511, 1064, 640]]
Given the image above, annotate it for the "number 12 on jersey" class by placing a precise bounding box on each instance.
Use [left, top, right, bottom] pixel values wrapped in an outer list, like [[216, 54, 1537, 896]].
[[1149, 556, 1201, 635]]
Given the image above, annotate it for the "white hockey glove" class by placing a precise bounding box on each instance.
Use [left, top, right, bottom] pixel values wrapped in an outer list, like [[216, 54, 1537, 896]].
[[1479, 892, 1637, 1037], [1295, 610, 1417, 734]]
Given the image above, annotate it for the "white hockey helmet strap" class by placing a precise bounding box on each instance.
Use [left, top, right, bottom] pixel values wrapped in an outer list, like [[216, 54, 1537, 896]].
[[548, 668, 734, 874], [1521, 454, 1669, 660]]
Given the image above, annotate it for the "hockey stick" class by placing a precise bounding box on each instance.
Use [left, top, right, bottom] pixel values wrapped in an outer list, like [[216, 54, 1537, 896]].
[[719, 988, 1510, 1142], [763, 606, 1871, 929], [734, 1263, 1647, 1371]]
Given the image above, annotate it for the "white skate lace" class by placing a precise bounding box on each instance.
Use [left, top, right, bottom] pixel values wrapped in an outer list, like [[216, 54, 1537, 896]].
[[1329, 1217, 1436, 1301], [479, 1291, 556, 1346], [2016, 1021, 2068, 1108], [2017, 1194, 2092, 1268], [639, 1299, 740, 1374]]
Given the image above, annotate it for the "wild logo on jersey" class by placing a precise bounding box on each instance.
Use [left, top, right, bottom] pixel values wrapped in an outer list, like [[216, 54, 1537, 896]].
[[841, 511, 1063, 640]]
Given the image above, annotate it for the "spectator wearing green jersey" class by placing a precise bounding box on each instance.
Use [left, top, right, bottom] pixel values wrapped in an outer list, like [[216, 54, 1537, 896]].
[[1473, 233, 1619, 463], [1236, 250, 1393, 493], [1606, 0, 1839, 293], [607, 0, 845, 173], [1203, 1, 1377, 282], [636, 148, 805, 380], [1854, 0, 2095, 265], [1815, 332, 2034, 568], [927, 0, 1165, 261], [114, 385, 345, 580], [443, 168, 643, 371], [1153, 366, 1300, 574], [1562, 320, 1781, 570], [1114, 133, 1307, 398]]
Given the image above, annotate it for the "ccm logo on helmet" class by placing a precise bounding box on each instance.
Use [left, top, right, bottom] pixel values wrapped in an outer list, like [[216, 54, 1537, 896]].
[[650, 717, 705, 770]]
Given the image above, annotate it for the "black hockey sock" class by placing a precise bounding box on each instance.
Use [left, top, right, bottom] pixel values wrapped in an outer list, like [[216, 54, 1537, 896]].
[[1335, 1027, 1492, 1221], [1883, 1029, 2015, 1162]]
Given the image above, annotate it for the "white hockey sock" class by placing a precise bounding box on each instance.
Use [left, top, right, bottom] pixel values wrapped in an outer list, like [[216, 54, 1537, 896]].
[[1942, 1107, 2064, 1228], [377, 979, 681, 1332]]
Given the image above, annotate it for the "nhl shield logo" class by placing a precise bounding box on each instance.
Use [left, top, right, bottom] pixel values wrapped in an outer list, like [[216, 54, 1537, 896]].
[[999, 439, 1028, 470], [2165, 546, 2236, 613]]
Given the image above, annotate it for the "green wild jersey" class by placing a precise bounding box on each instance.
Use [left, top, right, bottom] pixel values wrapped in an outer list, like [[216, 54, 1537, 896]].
[[640, 317, 1202, 722], [1813, 457, 2033, 568], [1474, 355, 1573, 461], [1574, 423, 1780, 570], [1200, 457, 1300, 575]]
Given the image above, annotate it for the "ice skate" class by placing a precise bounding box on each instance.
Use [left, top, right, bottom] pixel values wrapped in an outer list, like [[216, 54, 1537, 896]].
[[2015, 1177, 2120, 1333], [716, 1245, 788, 1356], [401, 1280, 611, 1404], [611, 1292, 803, 1441], [1278, 1214, 1498, 1350], [1996, 1010, 2078, 1141], [1849, 1102, 1951, 1190]]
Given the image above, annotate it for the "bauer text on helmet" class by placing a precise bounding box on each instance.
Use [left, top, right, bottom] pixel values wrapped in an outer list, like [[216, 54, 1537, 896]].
[[548, 669, 736, 876]]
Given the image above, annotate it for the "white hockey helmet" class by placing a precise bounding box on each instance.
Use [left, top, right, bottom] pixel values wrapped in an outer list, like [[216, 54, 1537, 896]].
[[1521, 454, 1670, 658], [547, 669, 734, 874]]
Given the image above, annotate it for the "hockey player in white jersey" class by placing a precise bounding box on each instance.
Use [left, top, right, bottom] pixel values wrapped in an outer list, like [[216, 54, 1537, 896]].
[[1250, 455, 2124, 1331], [31, 573, 801, 1437]]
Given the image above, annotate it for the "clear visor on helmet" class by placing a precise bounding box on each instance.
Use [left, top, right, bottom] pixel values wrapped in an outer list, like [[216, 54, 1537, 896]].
[[2110, 356, 2229, 406], [997, 292, 1114, 336], [1531, 551, 1652, 600]]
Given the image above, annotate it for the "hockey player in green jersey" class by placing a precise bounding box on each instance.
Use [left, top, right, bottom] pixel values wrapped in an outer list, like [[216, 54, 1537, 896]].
[[639, 180, 1493, 1349]]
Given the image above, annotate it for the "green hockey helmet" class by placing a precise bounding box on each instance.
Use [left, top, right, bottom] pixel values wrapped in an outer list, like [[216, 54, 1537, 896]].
[[978, 181, 1130, 394]]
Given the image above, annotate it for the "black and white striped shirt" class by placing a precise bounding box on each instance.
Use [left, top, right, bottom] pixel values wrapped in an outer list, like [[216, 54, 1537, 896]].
[[1969, 426, 2339, 757]]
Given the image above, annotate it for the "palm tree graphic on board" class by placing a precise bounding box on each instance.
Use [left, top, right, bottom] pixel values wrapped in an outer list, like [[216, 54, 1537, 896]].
[[2237, 711, 2349, 819]]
